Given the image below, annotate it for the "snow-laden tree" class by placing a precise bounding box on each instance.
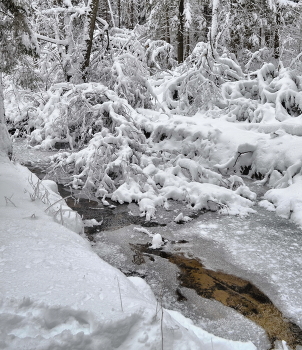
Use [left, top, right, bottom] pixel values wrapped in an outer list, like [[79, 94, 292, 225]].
[[273, 0, 302, 66], [0, 0, 38, 158], [147, 0, 211, 63], [206, 0, 301, 68], [33, 0, 102, 83], [161, 40, 244, 115], [99, 0, 148, 29]]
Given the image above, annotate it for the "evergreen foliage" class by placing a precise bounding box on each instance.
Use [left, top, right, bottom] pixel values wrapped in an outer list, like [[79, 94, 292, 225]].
[[0, 0, 38, 73]]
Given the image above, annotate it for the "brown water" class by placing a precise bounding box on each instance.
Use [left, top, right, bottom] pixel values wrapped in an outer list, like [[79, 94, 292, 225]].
[[135, 245, 302, 349], [170, 255, 302, 348]]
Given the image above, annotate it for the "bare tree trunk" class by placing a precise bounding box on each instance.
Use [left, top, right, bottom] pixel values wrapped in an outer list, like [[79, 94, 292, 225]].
[[299, 20, 302, 54], [177, 0, 184, 63], [260, 24, 265, 47], [118, 0, 121, 28], [274, 4, 281, 59], [166, 5, 170, 44], [185, 31, 190, 58], [210, 0, 220, 47], [81, 0, 100, 82], [203, 0, 212, 40], [0, 73, 12, 159], [130, 0, 135, 29]]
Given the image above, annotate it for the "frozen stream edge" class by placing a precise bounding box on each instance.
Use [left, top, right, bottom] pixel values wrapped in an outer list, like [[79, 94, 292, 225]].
[[13, 139, 302, 350]]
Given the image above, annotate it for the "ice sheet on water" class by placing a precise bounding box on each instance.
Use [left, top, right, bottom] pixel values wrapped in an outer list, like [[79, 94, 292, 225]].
[[185, 208, 302, 328]]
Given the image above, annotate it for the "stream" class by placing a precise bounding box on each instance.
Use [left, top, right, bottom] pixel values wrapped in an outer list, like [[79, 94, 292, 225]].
[[13, 139, 302, 350]]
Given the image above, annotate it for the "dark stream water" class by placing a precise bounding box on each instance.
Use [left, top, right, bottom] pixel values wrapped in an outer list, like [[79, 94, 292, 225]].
[[22, 156, 302, 350]]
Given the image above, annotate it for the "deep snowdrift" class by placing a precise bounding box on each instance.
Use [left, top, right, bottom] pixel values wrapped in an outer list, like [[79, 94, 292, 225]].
[[0, 155, 256, 350]]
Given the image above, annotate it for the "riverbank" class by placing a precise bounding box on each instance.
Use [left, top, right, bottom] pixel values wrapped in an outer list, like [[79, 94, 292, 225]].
[[0, 153, 260, 350]]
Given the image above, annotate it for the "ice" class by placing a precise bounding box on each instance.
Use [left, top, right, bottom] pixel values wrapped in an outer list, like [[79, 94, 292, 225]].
[[93, 222, 270, 349], [182, 204, 302, 328]]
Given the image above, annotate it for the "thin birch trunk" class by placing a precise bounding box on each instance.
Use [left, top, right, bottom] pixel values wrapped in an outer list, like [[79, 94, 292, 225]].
[[81, 0, 100, 82], [0, 72, 12, 159], [107, 0, 115, 27]]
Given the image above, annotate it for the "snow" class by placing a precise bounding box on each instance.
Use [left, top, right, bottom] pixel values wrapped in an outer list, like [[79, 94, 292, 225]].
[[258, 199, 276, 211], [0, 125, 12, 159], [0, 154, 257, 350], [166, 310, 257, 350], [174, 212, 192, 223], [151, 233, 163, 249], [83, 218, 102, 227], [264, 175, 302, 225]]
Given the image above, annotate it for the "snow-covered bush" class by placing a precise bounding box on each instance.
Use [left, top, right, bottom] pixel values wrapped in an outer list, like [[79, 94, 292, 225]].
[[40, 99, 257, 220], [145, 39, 177, 72], [88, 28, 156, 109], [162, 42, 245, 115], [26, 83, 146, 151], [50, 108, 147, 197], [4, 79, 39, 137], [221, 63, 302, 124], [110, 53, 153, 108]]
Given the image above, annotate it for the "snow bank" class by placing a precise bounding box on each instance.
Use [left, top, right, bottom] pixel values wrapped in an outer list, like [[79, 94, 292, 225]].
[[0, 157, 257, 350], [0, 124, 12, 159], [264, 174, 302, 227]]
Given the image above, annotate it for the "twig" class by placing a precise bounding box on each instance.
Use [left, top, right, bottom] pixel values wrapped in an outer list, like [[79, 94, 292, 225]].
[[4, 195, 16, 207], [44, 195, 73, 212], [161, 305, 164, 350], [116, 276, 124, 312]]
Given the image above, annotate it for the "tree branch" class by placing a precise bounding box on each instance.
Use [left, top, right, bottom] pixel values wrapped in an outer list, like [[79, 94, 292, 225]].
[[36, 34, 68, 46]]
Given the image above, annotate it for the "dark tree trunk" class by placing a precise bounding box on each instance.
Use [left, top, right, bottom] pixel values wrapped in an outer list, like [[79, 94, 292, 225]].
[[166, 5, 170, 44], [81, 0, 100, 82], [203, 1, 212, 41], [0, 73, 12, 158], [185, 32, 190, 58], [177, 0, 184, 63], [131, 0, 135, 29], [118, 0, 121, 27], [274, 5, 281, 59]]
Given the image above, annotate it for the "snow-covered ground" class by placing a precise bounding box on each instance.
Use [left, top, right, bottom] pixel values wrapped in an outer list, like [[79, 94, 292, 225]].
[[0, 154, 258, 350]]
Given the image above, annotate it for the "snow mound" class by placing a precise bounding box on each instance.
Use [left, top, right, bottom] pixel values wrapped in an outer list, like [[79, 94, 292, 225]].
[[264, 174, 302, 227], [151, 233, 163, 249]]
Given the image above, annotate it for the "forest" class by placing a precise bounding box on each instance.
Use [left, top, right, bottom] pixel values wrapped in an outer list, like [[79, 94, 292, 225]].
[[1, 0, 302, 349]]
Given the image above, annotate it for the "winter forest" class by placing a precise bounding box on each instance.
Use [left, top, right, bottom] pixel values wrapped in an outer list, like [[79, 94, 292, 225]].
[[1, 0, 302, 349]]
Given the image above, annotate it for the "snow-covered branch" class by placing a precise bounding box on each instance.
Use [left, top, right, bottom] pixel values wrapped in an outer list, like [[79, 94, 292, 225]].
[[36, 34, 68, 46]]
